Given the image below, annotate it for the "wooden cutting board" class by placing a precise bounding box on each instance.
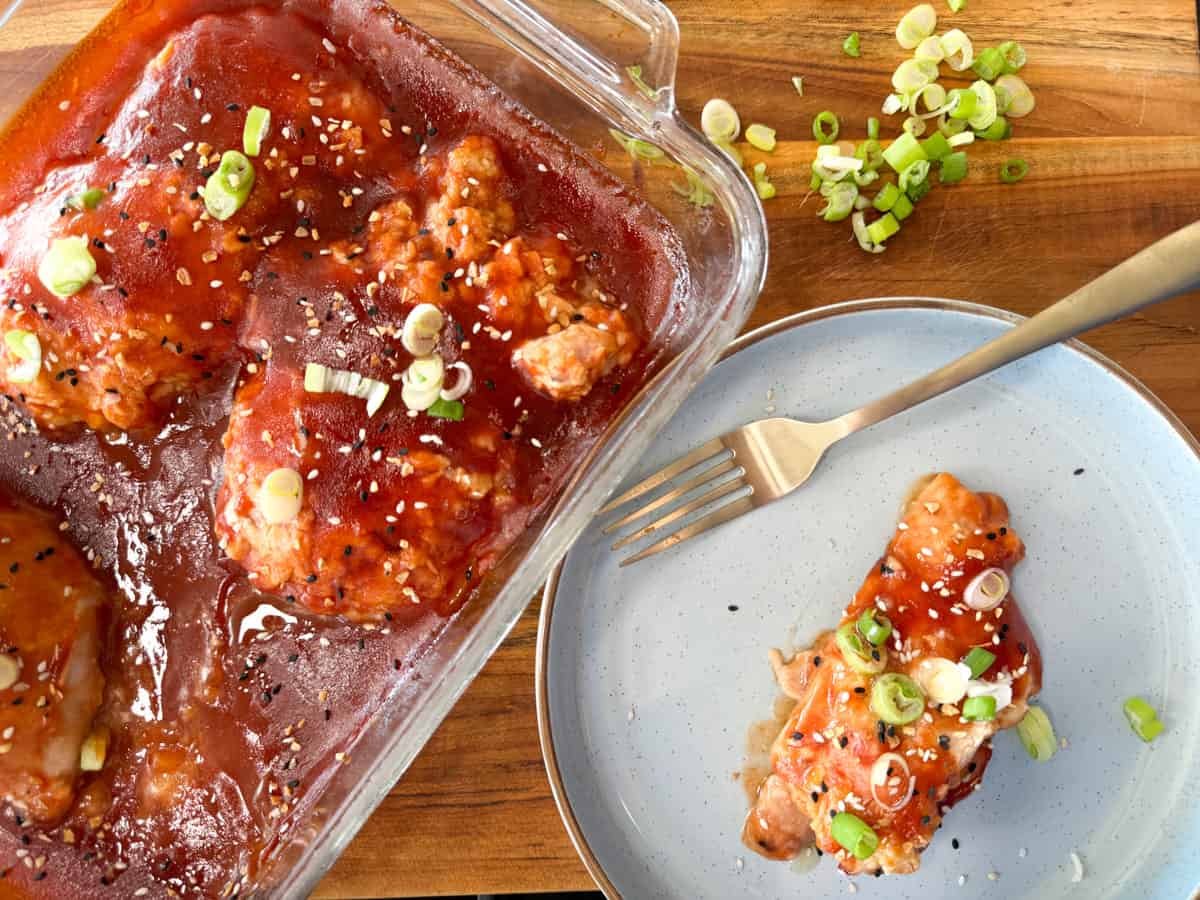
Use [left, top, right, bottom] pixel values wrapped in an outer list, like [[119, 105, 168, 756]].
[[315, 1, 1200, 896], [1, 0, 1196, 896]]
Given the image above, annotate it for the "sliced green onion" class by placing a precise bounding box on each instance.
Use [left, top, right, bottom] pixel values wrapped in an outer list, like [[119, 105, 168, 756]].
[[791, 75, 804, 96], [258, 467, 304, 524], [947, 87, 978, 120], [896, 3, 937, 50], [38, 236, 96, 298], [857, 609, 893, 645], [66, 187, 105, 211], [308, 362, 393, 416], [916, 657, 969, 703], [890, 192, 915, 220], [998, 40, 1027, 74], [948, 0, 966, 11], [962, 695, 997, 722], [1123, 697, 1164, 742], [940, 28, 974, 71], [855, 139, 884, 171], [672, 169, 715, 208], [1000, 158, 1029, 183], [204, 150, 256, 221], [819, 182, 859, 223], [835, 621, 886, 672], [915, 83, 947, 114], [851, 211, 886, 254], [882, 93, 905, 116], [812, 111, 839, 145], [867, 117, 880, 140], [976, 115, 1011, 141], [967, 79, 998, 130], [3, 330, 41, 383], [902, 116, 927, 138], [809, 171, 823, 191], [871, 672, 925, 725], [898, 158, 930, 193], [962, 647, 996, 679], [853, 168, 879, 188], [831, 812, 879, 861], [745, 123, 777, 152], [906, 175, 932, 203], [752, 163, 776, 200], [948, 131, 975, 148], [939, 114, 969, 138], [866, 213, 901, 245], [427, 397, 465, 420], [1016, 706, 1057, 760], [921, 131, 952, 160], [972, 47, 1007, 81], [609, 128, 666, 164], [701, 98, 740, 143], [892, 58, 939, 94], [843, 31, 862, 58], [995, 74, 1035, 117], [243, 105, 271, 157], [625, 65, 658, 100], [882, 131, 927, 173], [873, 182, 901, 212], [915, 35, 945, 62]]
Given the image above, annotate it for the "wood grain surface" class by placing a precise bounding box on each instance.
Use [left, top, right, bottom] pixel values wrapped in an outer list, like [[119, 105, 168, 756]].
[[0, 0, 1195, 895], [315, 0, 1200, 896]]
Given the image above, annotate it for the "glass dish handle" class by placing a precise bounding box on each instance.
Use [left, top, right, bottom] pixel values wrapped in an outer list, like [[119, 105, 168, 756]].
[[449, 0, 681, 127]]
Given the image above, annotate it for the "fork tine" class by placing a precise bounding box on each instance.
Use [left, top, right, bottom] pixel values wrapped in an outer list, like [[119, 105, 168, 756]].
[[619, 494, 756, 567], [610, 476, 748, 551], [597, 437, 728, 515], [601, 457, 740, 534]]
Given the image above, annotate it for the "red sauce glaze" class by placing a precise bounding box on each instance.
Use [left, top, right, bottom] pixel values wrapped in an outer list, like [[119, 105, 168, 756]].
[[746, 474, 1044, 875], [0, 0, 685, 894]]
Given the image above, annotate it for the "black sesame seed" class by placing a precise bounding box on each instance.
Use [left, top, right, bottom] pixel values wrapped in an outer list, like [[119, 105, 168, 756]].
[[952, 838, 960, 849], [967, 761, 977, 773], [727, 604, 739, 612], [854, 686, 865, 694], [838, 736, 848, 748], [791, 731, 803, 742], [357, 638, 365, 651], [921, 815, 931, 825], [812, 656, 822, 667], [820, 781, 827, 793], [810, 791, 819, 802], [986, 532, 997, 540], [1000, 527, 1007, 535], [306, 574, 317, 583], [226, 103, 240, 111], [938, 735, 950, 750], [1073, 467, 1084, 476], [288, 653, 299, 663], [447, 217, 456, 226]]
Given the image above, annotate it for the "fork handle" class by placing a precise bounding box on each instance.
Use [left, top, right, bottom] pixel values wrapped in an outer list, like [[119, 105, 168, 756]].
[[833, 219, 1200, 437]]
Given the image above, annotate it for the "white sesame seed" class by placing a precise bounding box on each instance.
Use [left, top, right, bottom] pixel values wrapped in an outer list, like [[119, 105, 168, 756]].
[[200, 321, 214, 330]]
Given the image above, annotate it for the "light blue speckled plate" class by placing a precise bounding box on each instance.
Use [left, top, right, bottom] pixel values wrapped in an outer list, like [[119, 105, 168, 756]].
[[536, 300, 1200, 900]]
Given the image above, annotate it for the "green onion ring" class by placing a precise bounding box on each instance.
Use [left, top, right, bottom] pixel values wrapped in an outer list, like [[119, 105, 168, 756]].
[[871, 673, 925, 725], [1000, 158, 1028, 183], [831, 812, 879, 860], [836, 622, 887, 673], [812, 111, 840, 145]]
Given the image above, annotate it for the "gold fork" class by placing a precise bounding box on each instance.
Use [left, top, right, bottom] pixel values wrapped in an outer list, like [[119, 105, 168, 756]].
[[600, 221, 1200, 565]]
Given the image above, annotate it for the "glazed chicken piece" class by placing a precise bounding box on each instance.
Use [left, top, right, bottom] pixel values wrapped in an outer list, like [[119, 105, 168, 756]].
[[0, 489, 108, 826], [0, 158, 265, 432], [215, 362, 522, 621], [745, 473, 1043, 875]]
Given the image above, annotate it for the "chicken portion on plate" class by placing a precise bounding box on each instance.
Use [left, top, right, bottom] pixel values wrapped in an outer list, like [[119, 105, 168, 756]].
[[745, 473, 1043, 875], [0, 488, 109, 826]]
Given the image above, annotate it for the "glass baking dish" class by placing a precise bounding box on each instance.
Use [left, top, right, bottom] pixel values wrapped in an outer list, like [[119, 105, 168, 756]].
[[0, 0, 766, 894]]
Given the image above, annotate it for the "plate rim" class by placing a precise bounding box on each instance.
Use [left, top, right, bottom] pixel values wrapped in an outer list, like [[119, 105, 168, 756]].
[[533, 296, 1200, 900]]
